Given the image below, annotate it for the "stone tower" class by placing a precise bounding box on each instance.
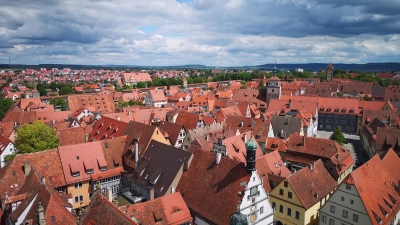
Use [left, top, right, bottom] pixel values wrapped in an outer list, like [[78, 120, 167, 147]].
[[266, 66, 281, 104], [326, 63, 334, 81]]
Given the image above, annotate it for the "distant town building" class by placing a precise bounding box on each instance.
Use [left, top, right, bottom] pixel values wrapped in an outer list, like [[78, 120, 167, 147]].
[[326, 63, 334, 81]]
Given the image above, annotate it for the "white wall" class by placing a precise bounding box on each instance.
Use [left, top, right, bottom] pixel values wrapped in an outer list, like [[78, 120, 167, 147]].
[[1, 142, 16, 168], [240, 171, 274, 225]]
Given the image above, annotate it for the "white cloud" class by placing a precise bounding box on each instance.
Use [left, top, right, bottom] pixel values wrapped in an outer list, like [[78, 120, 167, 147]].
[[0, 0, 399, 66]]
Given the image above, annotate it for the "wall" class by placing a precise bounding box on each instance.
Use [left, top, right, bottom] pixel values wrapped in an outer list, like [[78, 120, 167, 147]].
[[0, 142, 15, 168], [269, 179, 305, 225], [319, 183, 371, 225], [318, 113, 358, 134], [240, 171, 274, 225], [67, 180, 92, 209]]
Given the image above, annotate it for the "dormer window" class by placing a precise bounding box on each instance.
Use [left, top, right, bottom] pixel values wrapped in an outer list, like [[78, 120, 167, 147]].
[[349, 109, 355, 113], [389, 194, 396, 205], [320, 108, 325, 111], [72, 172, 80, 177], [100, 166, 107, 172], [327, 108, 332, 112], [334, 108, 339, 112], [342, 109, 347, 113], [86, 169, 93, 174], [145, 174, 149, 179], [379, 205, 388, 217]]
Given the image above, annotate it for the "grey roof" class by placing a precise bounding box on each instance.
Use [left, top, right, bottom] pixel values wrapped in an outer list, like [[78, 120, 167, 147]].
[[126, 140, 193, 197], [271, 116, 302, 139], [372, 85, 386, 98], [391, 101, 400, 112]]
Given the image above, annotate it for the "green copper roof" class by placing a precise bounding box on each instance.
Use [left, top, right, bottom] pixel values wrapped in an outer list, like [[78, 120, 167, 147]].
[[245, 137, 257, 150], [230, 211, 248, 225]]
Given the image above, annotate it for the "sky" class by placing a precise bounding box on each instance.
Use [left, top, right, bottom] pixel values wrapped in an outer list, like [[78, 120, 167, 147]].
[[0, 0, 399, 66]]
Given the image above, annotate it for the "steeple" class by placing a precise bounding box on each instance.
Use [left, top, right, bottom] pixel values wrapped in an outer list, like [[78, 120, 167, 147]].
[[245, 120, 257, 173]]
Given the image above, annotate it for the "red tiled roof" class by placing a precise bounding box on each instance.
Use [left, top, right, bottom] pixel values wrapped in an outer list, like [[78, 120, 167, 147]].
[[382, 148, 400, 184], [81, 192, 137, 225], [119, 192, 192, 225], [57, 125, 94, 146], [287, 159, 337, 209], [67, 94, 116, 114], [88, 116, 128, 142], [0, 149, 66, 196], [58, 142, 108, 184], [177, 151, 250, 225], [344, 155, 400, 225]]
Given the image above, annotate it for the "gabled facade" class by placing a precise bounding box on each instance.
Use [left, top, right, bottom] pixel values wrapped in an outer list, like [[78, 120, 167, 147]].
[[319, 154, 400, 225], [0, 136, 16, 168], [269, 160, 338, 225]]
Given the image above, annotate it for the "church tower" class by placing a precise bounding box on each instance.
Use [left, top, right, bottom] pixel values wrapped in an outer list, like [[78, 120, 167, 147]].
[[266, 65, 281, 104], [326, 63, 334, 81]]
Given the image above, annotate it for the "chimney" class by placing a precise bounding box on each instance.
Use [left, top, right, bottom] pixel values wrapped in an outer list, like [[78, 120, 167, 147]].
[[117, 116, 120, 121], [216, 153, 222, 165], [303, 135, 306, 146], [134, 139, 139, 169], [149, 187, 155, 200], [128, 110, 131, 115], [85, 134, 89, 142], [243, 133, 247, 143], [41, 176, 45, 185], [24, 161, 31, 176], [289, 99, 292, 108], [205, 135, 208, 142], [106, 187, 113, 202], [240, 121, 244, 127], [171, 186, 176, 194], [37, 202, 46, 225], [310, 162, 315, 170]]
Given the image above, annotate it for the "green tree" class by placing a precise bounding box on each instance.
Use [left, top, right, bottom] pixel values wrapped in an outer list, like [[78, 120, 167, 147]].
[[15, 121, 60, 154], [331, 126, 345, 146], [49, 98, 67, 111], [136, 82, 146, 88], [0, 98, 14, 119], [59, 86, 74, 95], [258, 80, 265, 90]]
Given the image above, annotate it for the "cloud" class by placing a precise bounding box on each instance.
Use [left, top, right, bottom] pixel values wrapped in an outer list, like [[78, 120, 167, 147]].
[[0, 0, 399, 66]]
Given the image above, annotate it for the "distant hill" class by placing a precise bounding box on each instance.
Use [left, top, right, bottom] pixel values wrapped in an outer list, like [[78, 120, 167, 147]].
[[253, 63, 400, 72]]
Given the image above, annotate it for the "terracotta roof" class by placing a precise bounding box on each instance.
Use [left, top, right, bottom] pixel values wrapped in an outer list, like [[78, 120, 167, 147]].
[[67, 94, 116, 114], [266, 137, 287, 152], [287, 159, 337, 209], [177, 151, 251, 225], [101, 136, 126, 169], [58, 142, 108, 184], [88, 116, 128, 142], [11, 170, 76, 225], [344, 155, 400, 225], [0, 122, 15, 137], [36, 111, 71, 125], [119, 192, 192, 225], [382, 148, 400, 186], [2, 111, 37, 125], [175, 111, 202, 130], [56, 125, 94, 146], [154, 121, 185, 146], [220, 131, 263, 163], [81, 192, 137, 225], [0, 149, 66, 196], [0, 135, 12, 154], [149, 89, 167, 102], [122, 121, 163, 163], [123, 72, 152, 83]]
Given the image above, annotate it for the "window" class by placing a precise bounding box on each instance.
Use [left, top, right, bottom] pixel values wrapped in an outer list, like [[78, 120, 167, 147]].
[[342, 210, 348, 218], [260, 207, 264, 214], [279, 189, 284, 196], [346, 185, 351, 190], [329, 218, 335, 225], [86, 169, 93, 174], [272, 202, 276, 210], [279, 205, 283, 213], [321, 215, 327, 223], [74, 195, 84, 203], [288, 192, 293, 199], [330, 205, 335, 213], [353, 214, 359, 222], [72, 172, 80, 177], [295, 211, 300, 220], [284, 181, 288, 187], [350, 199, 354, 205], [341, 196, 345, 201], [100, 166, 107, 171], [74, 182, 82, 189], [287, 208, 292, 216]]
